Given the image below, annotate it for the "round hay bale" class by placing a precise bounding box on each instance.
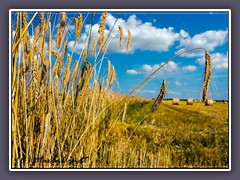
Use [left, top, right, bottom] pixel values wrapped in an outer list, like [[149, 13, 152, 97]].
[[205, 99, 213, 106], [172, 98, 180, 105], [223, 101, 228, 104], [187, 98, 193, 105]]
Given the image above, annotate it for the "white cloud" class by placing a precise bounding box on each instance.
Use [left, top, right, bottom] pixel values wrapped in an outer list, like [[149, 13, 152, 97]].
[[179, 30, 189, 38], [182, 65, 197, 72], [196, 52, 228, 70], [161, 61, 179, 72], [176, 29, 228, 57], [142, 64, 160, 73], [141, 90, 156, 94], [142, 61, 179, 74], [168, 90, 180, 95], [175, 81, 182, 86], [126, 69, 139, 75], [68, 13, 181, 54]]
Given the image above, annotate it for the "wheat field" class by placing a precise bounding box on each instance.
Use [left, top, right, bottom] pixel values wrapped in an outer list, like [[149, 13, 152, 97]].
[[11, 11, 229, 169]]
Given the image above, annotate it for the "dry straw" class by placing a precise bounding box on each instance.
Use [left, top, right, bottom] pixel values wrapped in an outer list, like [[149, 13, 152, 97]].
[[186, 98, 193, 105], [98, 12, 108, 50], [118, 25, 123, 46], [107, 59, 111, 82], [202, 51, 212, 102], [172, 98, 180, 105], [54, 75, 59, 106], [40, 113, 52, 157], [12, 12, 38, 53], [62, 40, 68, 59], [31, 55, 39, 106], [12, 11, 222, 168], [70, 60, 79, 81], [126, 30, 131, 51], [151, 79, 167, 112], [74, 13, 83, 41], [63, 54, 72, 90], [56, 12, 66, 48], [109, 66, 116, 87], [122, 103, 127, 123], [83, 49, 88, 62], [22, 12, 30, 56], [205, 99, 213, 106], [90, 38, 97, 56], [39, 12, 45, 32]]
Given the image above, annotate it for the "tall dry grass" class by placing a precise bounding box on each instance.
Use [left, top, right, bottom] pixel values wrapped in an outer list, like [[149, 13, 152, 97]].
[[11, 11, 134, 168], [11, 11, 226, 169]]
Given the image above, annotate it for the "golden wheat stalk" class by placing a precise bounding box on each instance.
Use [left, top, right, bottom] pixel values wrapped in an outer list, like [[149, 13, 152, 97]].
[[62, 40, 68, 59], [56, 12, 66, 48], [63, 54, 72, 91], [202, 51, 212, 102], [98, 12, 108, 50], [107, 60, 111, 83], [39, 12, 45, 32], [90, 38, 97, 56], [70, 60, 79, 81], [118, 25, 123, 46], [122, 103, 127, 123], [31, 55, 39, 106], [21, 12, 31, 57], [98, 12, 108, 34], [151, 79, 167, 112], [12, 12, 38, 53], [74, 13, 83, 41], [40, 113, 52, 158], [32, 25, 39, 52], [126, 29, 131, 51], [83, 49, 88, 62], [109, 65, 116, 87], [22, 12, 27, 28], [54, 75, 59, 106]]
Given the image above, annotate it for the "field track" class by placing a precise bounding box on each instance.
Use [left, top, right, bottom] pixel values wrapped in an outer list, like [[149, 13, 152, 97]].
[[161, 102, 213, 119]]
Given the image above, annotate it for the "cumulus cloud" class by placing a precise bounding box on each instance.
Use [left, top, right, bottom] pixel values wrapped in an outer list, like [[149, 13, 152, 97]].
[[182, 65, 197, 72], [175, 81, 182, 86], [142, 64, 160, 73], [176, 29, 228, 57], [126, 69, 139, 75], [142, 61, 179, 74], [161, 61, 179, 72], [141, 90, 156, 94], [168, 90, 181, 96], [67, 33, 89, 54], [196, 52, 228, 70], [179, 29, 189, 38], [68, 13, 181, 54]]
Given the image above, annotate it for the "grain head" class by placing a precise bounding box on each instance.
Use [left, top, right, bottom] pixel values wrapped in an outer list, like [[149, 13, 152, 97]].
[[118, 25, 123, 46], [90, 38, 97, 56], [202, 51, 212, 102]]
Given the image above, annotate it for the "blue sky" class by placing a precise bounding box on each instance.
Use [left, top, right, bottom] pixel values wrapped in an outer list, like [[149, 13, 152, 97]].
[[12, 11, 229, 100]]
